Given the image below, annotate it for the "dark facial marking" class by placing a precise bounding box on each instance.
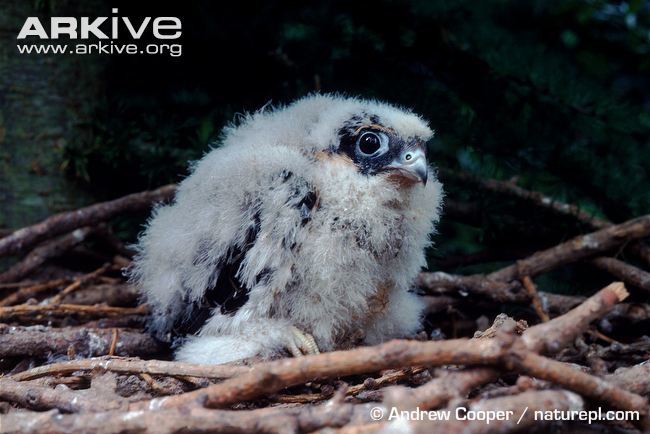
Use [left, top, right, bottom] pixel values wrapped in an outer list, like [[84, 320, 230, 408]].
[[338, 115, 424, 176]]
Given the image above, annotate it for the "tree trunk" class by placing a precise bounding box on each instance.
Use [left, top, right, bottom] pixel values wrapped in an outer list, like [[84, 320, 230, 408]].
[[0, 0, 106, 230]]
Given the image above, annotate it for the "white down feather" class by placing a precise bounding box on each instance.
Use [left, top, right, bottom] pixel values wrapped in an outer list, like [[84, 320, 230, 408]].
[[130, 94, 443, 364]]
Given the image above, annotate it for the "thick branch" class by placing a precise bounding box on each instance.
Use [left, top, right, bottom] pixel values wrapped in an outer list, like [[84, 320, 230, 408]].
[[0, 377, 125, 413], [0, 324, 164, 358]]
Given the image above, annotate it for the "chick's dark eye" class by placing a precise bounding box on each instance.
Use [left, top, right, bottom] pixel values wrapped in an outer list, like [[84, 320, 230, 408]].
[[356, 131, 388, 156], [359, 133, 380, 154]]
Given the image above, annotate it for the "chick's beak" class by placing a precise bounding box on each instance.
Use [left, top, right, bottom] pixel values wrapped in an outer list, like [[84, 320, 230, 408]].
[[385, 147, 428, 185]]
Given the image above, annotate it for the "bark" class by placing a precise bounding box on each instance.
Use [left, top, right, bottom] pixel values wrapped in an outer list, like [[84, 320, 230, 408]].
[[0, 324, 164, 358]]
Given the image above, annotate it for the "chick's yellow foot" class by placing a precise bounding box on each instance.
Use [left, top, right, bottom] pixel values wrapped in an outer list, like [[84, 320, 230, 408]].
[[286, 325, 320, 357]]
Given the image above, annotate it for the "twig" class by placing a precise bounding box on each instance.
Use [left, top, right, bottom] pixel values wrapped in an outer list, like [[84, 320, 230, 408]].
[[388, 367, 498, 411], [0, 377, 126, 413], [274, 367, 434, 404], [417, 271, 526, 303], [0, 278, 69, 306], [521, 282, 628, 354], [275, 369, 429, 404], [60, 283, 140, 307], [488, 215, 650, 282], [0, 280, 40, 289], [0, 303, 148, 320], [411, 390, 585, 434], [521, 276, 549, 322], [0, 325, 164, 358], [109, 328, 119, 356], [48, 264, 111, 304], [0, 184, 175, 258], [11, 356, 249, 382], [347, 367, 428, 397], [439, 169, 610, 229], [140, 373, 171, 395], [591, 256, 650, 293], [273, 391, 335, 404], [0, 227, 96, 283], [588, 329, 619, 345], [440, 168, 650, 266], [505, 351, 648, 421]]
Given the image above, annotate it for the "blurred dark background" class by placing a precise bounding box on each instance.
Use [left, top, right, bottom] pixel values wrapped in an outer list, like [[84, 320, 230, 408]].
[[1, 0, 649, 298]]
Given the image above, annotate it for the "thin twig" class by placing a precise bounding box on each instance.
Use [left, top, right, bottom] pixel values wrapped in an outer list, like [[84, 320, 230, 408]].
[[109, 329, 119, 356], [0, 278, 69, 306], [488, 215, 650, 282], [0, 184, 175, 258], [48, 264, 111, 305], [0, 303, 148, 320], [521, 275, 550, 322], [0, 227, 96, 283], [592, 256, 650, 293], [11, 356, 249, 382], [440, 168, 650, 267]]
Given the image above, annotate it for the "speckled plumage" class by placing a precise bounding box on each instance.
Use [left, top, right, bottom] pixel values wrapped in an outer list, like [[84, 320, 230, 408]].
[[130, 94, 443, 364]]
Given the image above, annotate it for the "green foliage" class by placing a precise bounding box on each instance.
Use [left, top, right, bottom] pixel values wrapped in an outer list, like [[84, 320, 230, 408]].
[[63, 96, 235, 196]]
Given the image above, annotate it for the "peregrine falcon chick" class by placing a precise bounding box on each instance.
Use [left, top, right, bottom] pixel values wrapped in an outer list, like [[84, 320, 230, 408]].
[[130, 94, 443, 364]]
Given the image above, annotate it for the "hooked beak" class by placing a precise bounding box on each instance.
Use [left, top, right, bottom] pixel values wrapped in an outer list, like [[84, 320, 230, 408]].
[[383, 147, 428, 186]]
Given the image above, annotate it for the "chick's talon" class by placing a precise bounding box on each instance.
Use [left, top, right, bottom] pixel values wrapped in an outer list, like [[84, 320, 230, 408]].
[[288, 325, 320, 357]]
